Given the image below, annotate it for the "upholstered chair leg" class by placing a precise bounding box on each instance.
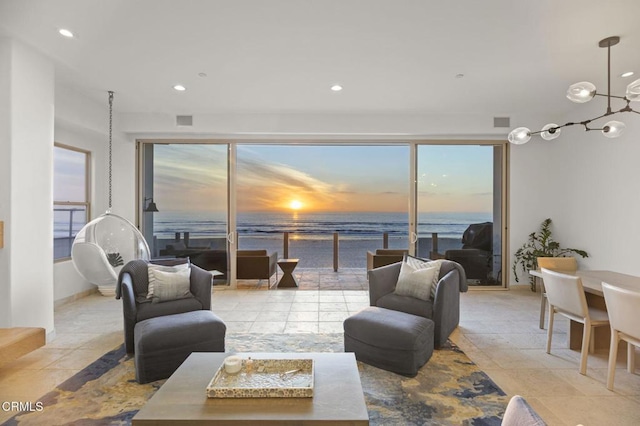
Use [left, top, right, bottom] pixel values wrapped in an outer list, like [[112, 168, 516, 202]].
[[607, 330, 619, 390], [580, 320, 592, 375], [546, 306, 555, 354], [628, 341, 636, 374]]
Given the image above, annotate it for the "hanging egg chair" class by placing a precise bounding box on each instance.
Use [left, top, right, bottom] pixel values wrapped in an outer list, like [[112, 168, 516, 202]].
[[72, 213, 150, 296], [71, 91, 151, 296]]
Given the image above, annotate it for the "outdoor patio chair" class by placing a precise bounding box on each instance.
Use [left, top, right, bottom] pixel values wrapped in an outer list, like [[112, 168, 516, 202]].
[[444, 222, 492, 283], [366, 249, 408, 271], [236, 250, 278, 282]]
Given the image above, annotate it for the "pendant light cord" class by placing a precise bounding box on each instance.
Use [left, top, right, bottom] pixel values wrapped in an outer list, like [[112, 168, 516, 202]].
[[108, 91, 114, 211]]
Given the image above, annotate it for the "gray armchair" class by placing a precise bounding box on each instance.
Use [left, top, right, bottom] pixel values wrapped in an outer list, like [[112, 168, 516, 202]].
[[368, 259, 467, 348], [116, 259, 214, 353]]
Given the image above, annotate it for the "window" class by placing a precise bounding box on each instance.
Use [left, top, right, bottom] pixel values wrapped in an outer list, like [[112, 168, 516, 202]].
[[54, 144, 90, 260]]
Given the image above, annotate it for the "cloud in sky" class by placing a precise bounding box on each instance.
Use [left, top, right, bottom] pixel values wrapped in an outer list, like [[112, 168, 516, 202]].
[[149, 144, 493, 213], [153, 145, 228, 211], [237, 156, 337, 211]]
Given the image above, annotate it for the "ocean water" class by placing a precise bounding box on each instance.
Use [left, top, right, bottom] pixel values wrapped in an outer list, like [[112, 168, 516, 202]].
[[54, 208, 87, 239], [54, 209, 492, 240], [151, 210, 492, 240], [54, 209, 493, 267]]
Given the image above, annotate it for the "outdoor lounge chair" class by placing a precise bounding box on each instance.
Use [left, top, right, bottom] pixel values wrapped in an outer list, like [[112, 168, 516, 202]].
[[236, 250, 278, 282], [366, 249, 408, 271], [160, 241, 228, 277], [445, 222, 492, 283]]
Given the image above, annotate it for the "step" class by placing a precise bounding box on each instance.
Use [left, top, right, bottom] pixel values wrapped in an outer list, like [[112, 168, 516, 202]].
[[0, 328, 46, 367]]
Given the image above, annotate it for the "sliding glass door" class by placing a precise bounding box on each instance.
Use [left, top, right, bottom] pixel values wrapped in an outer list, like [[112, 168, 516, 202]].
[[140, 143, 229, 282], [235, 145, 409, 269], [138, 140, 507, 288], [415, 144, 504, 287]]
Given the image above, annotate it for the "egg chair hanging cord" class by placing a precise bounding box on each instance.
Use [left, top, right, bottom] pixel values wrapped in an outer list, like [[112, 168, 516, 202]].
[[69, 90, 151, 295], [107, 90, 113, 212]]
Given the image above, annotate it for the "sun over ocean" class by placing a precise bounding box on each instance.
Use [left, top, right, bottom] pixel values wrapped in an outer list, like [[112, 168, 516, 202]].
[[149, 211, 492, 268]]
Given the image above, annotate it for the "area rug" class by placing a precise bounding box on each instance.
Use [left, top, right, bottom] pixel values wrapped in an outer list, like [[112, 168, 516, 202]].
[[3, 333, 508, 425]]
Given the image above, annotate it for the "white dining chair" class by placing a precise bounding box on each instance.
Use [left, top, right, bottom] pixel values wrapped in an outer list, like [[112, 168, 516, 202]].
[[541, 268, 609, 375], [537, 257, 578, 329], [602, 282, 640, 391]]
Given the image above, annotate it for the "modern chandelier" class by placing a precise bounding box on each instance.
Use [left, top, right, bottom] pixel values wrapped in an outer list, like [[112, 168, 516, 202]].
[[508, 36, 640, 145]]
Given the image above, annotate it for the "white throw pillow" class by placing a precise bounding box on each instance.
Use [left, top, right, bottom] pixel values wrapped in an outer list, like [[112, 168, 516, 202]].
[[147, 263, 192, 303], [404, 255, 443, 287], [394, 261, 438, 301], [394, 255, 444, 301]]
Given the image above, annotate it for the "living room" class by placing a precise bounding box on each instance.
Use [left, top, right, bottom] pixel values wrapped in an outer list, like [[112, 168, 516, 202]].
[[2, 1, 640, 424]]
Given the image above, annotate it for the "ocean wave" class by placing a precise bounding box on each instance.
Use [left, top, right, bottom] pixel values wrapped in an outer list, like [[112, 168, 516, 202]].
[[55, 211, 491, 240]]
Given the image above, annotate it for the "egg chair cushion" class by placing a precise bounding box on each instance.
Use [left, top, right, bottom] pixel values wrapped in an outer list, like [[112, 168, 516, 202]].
[[71, 242, 118, 287]]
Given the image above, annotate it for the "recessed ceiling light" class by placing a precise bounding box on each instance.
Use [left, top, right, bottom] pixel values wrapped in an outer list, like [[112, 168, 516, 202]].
[[331, 84, 343, 92], [58, 28, 74, 38], [621, 71, 634, 78], [173, 85, 186, 91]]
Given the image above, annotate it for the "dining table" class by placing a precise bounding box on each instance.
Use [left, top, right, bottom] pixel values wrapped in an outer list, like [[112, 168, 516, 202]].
[[529, 269, 640, 350]]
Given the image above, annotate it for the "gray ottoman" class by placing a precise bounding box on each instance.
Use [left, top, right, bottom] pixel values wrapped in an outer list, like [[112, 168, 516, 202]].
[[134, 310, 226, 383], [343, 306, 434, 377]]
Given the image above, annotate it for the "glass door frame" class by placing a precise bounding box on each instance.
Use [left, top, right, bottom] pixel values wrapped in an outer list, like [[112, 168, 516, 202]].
[[137, 138, 509, 289], [137, 140, 234, 284], [409, 140, 509, 289]]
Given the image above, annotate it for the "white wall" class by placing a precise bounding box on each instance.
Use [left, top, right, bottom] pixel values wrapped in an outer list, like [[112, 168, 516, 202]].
[[53, 87, 137, 301], [53, 124, 107, 301], [0, 39, 55, 332], [543, 114, 640, 275], [508, 107, 640, 282], [54, 86, 640, 297], [121, 112, 509, 139], [0, 39, 12, 326]]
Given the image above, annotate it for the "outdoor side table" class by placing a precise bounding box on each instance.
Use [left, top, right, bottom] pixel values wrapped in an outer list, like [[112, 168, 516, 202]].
[[277, 259, 299, 288]]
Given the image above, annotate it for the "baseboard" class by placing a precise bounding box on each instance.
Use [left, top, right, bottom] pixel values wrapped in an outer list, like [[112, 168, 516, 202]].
[[54, 287, 99, 309]]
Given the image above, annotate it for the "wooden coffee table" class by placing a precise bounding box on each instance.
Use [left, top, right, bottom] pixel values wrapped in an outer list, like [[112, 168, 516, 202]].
[[132, 352, 369, 425]]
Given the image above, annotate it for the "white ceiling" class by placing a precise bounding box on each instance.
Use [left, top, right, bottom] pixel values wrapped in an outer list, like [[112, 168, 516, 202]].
[[1, 0, 639, 118]]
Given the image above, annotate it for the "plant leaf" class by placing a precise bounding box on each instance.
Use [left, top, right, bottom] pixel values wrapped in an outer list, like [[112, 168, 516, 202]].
[[511, 218, 588, 291]]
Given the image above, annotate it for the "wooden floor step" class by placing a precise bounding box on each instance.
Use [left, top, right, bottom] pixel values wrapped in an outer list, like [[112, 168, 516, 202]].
[[0, 327, 46, 367]]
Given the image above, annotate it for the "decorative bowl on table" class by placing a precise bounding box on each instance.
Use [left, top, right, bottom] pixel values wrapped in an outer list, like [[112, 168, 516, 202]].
[[206, 358, 314, 398]]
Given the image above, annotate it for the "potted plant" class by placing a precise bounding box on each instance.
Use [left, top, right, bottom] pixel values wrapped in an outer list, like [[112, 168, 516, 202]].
[[512, 218, 588, 291]]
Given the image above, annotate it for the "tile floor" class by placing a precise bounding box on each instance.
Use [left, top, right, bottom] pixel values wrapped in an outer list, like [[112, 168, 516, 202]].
[[1, 272, 639, 425]]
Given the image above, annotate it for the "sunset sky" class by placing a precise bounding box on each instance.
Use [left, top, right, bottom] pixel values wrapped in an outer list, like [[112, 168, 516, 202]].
[[150, 144, 495, 214]]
